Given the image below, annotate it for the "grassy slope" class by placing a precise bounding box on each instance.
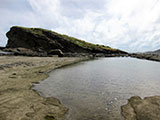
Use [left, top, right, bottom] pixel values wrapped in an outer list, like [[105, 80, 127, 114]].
[[13, 26, 126, 53]]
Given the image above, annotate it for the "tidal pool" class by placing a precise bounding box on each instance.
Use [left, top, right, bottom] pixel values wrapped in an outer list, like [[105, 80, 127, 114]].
[[33, 57, 160, 120]]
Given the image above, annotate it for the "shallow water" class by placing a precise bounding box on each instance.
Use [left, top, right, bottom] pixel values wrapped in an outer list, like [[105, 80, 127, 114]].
[[34, 57, 160, 120]]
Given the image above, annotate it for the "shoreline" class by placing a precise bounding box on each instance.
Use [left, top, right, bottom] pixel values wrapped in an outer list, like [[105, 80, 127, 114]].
[[0, 56, 90, 120], [129, 53, 160, 62], [121, 96, 160, 120], [1, 55, 160, 120]]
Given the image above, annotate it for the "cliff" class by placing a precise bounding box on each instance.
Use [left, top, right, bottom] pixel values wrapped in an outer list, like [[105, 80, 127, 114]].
[[5, 26, 127, 56]]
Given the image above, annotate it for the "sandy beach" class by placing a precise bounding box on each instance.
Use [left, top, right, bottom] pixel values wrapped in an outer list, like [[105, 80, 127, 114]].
[[0, 56, 88, 120]]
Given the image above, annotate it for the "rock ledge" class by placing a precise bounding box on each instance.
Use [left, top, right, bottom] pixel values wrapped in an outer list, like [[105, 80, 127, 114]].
[[121, 96, 160, 120]]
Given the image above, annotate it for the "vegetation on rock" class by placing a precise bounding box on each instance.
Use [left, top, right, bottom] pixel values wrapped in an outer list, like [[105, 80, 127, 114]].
[[6, 26, 127, 56]]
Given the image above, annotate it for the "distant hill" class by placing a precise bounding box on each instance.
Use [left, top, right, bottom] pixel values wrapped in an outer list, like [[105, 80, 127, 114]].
[[4, 26, 127, 56], [154, 49, 160, 53], [146, 49, 160, 54]]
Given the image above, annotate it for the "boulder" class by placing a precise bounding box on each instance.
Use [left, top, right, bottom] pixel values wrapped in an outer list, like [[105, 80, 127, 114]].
[[121, 96, 160, 120], [48, 49, 64, 57]]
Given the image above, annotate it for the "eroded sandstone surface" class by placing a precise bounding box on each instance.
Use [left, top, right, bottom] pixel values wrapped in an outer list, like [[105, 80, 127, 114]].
[[121, 96, 160, 120], [0, 56, 88, 120]]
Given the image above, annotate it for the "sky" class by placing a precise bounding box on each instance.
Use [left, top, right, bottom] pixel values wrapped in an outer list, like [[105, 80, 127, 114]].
[[0, 0, 160, 52]]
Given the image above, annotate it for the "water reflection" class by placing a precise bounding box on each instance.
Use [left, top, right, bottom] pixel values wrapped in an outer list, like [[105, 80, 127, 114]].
[[34, 57, 160, 120]]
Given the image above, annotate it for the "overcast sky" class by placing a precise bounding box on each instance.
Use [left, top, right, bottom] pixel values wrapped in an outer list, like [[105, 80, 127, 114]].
[[0, 0, 160, 52]]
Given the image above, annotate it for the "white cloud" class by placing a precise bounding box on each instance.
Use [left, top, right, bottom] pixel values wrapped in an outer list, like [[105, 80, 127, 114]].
[[0, 0, 160, 52]]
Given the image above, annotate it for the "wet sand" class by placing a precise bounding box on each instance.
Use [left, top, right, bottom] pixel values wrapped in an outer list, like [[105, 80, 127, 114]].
[[0, 56, 88, 120]]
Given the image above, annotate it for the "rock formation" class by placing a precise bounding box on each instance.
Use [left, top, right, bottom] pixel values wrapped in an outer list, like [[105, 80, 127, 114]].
[[0, 47, 5, 50], [121, 96, 160, 120], [5, 26, 127, 56]]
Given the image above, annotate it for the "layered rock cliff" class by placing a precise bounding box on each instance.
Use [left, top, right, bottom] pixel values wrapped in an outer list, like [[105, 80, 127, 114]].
[[5, 26, 127, 56]]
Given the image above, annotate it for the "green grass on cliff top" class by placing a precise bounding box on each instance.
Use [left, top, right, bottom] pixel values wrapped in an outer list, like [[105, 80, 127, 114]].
[[13, 26, 124, 52]]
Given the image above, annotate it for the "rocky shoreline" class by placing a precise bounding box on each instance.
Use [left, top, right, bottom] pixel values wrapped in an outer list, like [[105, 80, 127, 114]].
[[129, 53, 160, 62], [1, 55, 160, 120], [0, 56, 89, 120], [121, 96, 160, 120], [121, 54, 160, 120], [1, 26, 160, 120]]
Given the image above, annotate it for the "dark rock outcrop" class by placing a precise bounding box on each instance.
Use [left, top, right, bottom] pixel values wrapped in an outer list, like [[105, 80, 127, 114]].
[[4, 48, 47, 57], [48, 49, 64, 57], [130, 53, 160, 62], [0, 50, 14, 56], [6, 26, 127, 56], [0, 46, 13, 56], [0, 47, 5, 50]]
